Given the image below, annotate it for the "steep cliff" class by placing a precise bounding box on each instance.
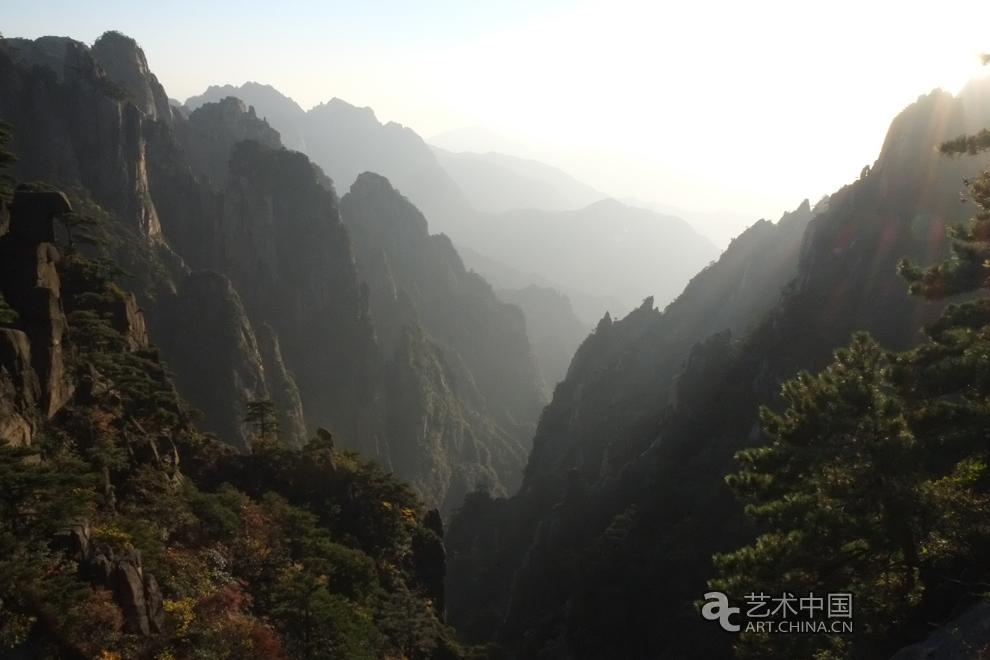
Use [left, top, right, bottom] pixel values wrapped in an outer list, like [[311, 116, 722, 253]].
[[495, 285, 590, 389], [219, 141, 382, 447], [178, 96, 281, 189], [186, 85, 478, 236], [156, 270, 306, 452], [447, 85, 990, 658], [0, 186, 466, 660], [1, 36, 161, 238], [340, 172, 546, 508], [0, 35, 322, 453]]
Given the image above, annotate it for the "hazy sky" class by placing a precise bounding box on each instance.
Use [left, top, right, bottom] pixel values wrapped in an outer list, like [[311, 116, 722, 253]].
[[6, 0, 990, 242]]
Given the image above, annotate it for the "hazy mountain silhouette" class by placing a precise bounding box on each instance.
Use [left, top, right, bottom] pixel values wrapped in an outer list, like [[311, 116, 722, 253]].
[[186, 84, 476, 236], [185, 81, 308, 150], [621, 196, 755, 247], [456, 198, 720, 318], [429, 125, 536, 157], [431, 146, 607, 214], [454, 242, 628, 326], [446, 82, 990, 659]]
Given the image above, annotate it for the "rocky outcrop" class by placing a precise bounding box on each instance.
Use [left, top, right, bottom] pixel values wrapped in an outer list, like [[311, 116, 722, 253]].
[[0, 36, 161, 238], [0, 191, 73, 417], [90, 31, 173, 124], [411, 509, 447, 621], [56, 523, 165, 636], [255, 322, 307, 448], [0, 328, 40, 445], [111, 291, 149, 351], [219, 140, 381, 447], [180, 97, 282, 189], [157, 270, 301, 453]]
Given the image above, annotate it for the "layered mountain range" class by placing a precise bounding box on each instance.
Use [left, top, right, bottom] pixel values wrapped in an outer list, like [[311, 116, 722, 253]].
[[0, 31, 549, 512], [182, 82, 722, 325], [445, 81, 990, 658], [5, 24, 985, 660]]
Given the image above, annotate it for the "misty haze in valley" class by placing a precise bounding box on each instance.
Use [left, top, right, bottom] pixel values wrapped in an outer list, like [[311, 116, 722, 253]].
[[2, 3, 990, 659]]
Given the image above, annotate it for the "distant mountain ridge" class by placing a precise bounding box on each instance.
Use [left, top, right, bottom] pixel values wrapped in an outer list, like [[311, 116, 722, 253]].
[[185, 83, 476, 236], [445, 82, 990, 659], [430, 146, 607, 214], [0, 32, 548, 512], [455, 197, 720, 319]]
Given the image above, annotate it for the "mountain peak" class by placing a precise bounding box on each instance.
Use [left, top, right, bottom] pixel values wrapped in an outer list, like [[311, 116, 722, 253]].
[[91, 30, 172, 122]]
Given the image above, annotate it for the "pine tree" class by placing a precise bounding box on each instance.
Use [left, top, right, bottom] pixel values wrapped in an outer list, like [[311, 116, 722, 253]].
[[712, 334, 933, 659], [245, 398, 281, 451], [715, 77, 990, 659], [0, 120, 17, 203]]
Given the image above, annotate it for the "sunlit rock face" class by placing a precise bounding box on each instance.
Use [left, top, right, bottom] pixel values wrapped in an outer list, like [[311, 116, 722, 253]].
[[0, 37, 162, 238], [445, 88, 990, 658], [90, 30, 174, 124], [340, 171, 547, 512]]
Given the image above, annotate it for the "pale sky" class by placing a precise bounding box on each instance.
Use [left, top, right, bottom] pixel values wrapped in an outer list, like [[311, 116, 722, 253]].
[[5, 0, 990, 242]]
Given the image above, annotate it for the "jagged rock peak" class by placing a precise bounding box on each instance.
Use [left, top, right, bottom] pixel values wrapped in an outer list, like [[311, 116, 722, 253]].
[[311, 97, 380, 123], [347, 171, 430, 237], [3, 36, 79, 83], [185, 82, 306, 117], [182, 97, 283, 188], [91, 31, 173, 122]]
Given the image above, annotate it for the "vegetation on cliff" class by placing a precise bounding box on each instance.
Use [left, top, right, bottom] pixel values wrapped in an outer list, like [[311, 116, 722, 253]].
[[0, 177, 485, 658], [713, 130, 990, 659]]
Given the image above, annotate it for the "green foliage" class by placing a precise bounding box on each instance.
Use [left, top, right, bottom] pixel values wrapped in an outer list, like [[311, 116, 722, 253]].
[[244, 398, 280, 451], [938, 128, 990, 157], [0, 152, 481, 656], [0, 119, 17, 203], [899, 169, 990, 299], [0, 293, 17, 326], [0, 440, 95, 651], [716, 128, 990, 659], [0, 229, 474, 657]]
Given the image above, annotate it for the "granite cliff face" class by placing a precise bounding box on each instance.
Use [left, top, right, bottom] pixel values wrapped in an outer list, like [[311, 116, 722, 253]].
[[0, 31, 551, 516], [1, 37, 162, 238], [179, 97, 281, 189], [0, 35, 317, 451], [447, 85, 990, 657], [90, 31, 173, 124], [0, 192, 74, 420], [217, 141, 382, 446], [340, 172, 547, 509], [0, 192, 73, 444], [341, 173, 547, 438], [185, 85, 477, 236], [156, 270, 306, 452]]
